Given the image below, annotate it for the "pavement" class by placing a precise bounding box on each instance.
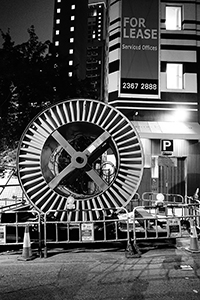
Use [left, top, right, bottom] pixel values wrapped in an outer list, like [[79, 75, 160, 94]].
[[0, 237, 200, 300]]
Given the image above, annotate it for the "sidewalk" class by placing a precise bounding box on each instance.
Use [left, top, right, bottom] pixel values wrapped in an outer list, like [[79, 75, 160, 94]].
[[0, 238, 200, 300]]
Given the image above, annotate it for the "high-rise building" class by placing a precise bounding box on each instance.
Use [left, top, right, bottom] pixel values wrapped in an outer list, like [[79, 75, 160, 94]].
[[52, 0, 200, 197], [107, 0, 200, 196], [87, 1, 106, 99], [53, 0, 88, 80], [52, 0, 106, 99]]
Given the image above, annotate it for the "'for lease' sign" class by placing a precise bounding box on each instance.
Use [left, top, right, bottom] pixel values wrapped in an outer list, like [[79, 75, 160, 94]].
[[120, 0, 160, 98]]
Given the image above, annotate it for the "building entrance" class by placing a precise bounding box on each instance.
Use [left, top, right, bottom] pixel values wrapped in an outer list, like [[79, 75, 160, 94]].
[[158, 156, 186, 196]]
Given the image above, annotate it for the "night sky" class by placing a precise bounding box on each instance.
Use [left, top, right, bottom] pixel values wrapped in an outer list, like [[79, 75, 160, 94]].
[[0, 0, 54, 47]]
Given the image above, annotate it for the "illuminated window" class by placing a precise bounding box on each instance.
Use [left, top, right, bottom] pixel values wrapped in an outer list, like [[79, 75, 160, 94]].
[[167, 64, 183, 89], [56, 30, 59, 35], [55, 41, 59, 46], [57, 0, 61, 2], [56, 19, 60, 24], [92, 10, 97, 16], [166, 6, 181, 30], [71, 16, 75, 21], [69, 60, 73, 66], [69, 72, 72, 77], [71, 4, 75, 10], [69, 49, 73, 54], [70, 27, 74, 32], [57, 8, 61, 13], [70, 38, 74, 43]]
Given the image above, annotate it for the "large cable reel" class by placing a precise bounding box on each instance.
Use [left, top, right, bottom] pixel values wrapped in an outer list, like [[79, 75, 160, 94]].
[[17, 99, 144, 221]]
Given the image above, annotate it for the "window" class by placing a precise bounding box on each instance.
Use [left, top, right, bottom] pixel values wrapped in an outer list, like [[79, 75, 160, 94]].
[[70, 27, 74, 32], [70, 38, 74, 43], [166, 6, 181, 30], [71, 16, 75, 21], [69, 60, 73, 66], [167, 64, 183, 89], [55, 41, 59, 46], [56, 19, 60, 24], [92, 9, 97, 16], [56, 30, 59, 35], [57, 0, 61, 2], [57, 8, 61, 13], [69, 49, 73, 54], [69, 72, 72, 77], [71, 4, 75, 10]]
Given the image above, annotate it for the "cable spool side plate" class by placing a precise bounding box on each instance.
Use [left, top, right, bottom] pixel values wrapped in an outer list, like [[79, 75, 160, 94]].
[[17, 99, 144, 221]]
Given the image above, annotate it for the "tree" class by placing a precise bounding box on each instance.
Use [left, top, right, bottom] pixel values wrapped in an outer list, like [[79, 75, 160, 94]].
[[0, 26, 53, 149], [0, 26, 96, 152]]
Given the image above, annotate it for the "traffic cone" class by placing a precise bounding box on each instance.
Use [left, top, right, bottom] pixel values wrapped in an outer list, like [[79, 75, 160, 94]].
[[186, 223, 200, 253], [18, 225, 35, 261]]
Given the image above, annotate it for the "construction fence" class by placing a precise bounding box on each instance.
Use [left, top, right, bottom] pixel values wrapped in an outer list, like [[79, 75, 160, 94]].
[[0, 194, 200, 257]]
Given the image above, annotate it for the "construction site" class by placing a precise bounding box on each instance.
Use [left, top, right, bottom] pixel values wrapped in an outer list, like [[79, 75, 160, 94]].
[[0, 99, 200, 259]]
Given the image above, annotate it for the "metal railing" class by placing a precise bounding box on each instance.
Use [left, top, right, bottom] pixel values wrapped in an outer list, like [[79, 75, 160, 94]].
[[0, 194, 200, 258], [0, 210, 42, 255], [141, 192, 184, 205], [43, 207, 130, 258], [125, 193, 142, 211], [0, 182, 27, 211], [130, 202, 200, 244]]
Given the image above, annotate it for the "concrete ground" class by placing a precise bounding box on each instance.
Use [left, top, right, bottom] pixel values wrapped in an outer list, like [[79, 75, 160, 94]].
[[0, 237, 200, 300]]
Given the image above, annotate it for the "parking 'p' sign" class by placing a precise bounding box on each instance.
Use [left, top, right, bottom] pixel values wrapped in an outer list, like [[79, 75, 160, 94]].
[[161, 140, 173, 152]]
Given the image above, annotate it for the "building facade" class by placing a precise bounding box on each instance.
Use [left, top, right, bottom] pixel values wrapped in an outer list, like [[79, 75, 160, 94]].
[[107, 0, 200, 197], [53, 0, 88, 80], [52, 0, 200, 198], [53, 0, 106, 99]]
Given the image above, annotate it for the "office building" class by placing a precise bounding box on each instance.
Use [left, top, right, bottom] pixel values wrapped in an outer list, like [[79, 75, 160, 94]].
[[53, 0, 200, 197], [107, 0, 200, 197]]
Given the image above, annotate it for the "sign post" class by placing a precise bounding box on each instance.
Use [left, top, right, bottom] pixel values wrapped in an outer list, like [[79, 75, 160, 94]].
[[81, 223, 94, 242], [167, 218, 181, 238], [120, 0, 160, 98], [161, 140, 174, 152]]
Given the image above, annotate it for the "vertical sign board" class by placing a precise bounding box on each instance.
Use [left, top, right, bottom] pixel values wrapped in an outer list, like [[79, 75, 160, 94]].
[[120, 0, 160, 98], [81, 223, 94, 242], [167, 218, 181, 238]]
